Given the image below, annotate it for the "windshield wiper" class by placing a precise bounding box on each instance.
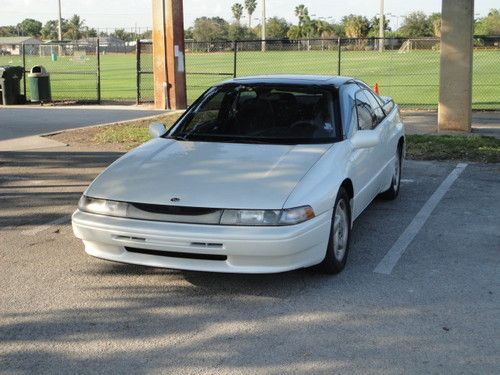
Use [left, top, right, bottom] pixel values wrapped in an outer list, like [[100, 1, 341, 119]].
[[168, 135, 189, 141]]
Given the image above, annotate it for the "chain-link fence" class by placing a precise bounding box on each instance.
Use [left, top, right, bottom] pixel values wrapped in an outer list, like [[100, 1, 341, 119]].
[[193, 37, 497, 110], [1, 37, 498, 108], [19, 42, 100, 103], [136, 40, 154, 103]]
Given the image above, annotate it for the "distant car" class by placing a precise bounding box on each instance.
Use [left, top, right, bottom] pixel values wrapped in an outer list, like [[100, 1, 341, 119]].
[[73, 75, 405, 274]]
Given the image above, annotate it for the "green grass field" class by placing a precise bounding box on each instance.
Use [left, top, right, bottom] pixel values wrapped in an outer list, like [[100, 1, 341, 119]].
[[1, 49, 498, 108]]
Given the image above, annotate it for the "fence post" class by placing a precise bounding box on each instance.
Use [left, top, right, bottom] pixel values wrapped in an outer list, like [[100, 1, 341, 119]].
[[22, 43, 27, 100], [233, 41, 238, 78], [337, 37, 342, 76], [96, 38, 101, 104], [136, 39, 141, 104]]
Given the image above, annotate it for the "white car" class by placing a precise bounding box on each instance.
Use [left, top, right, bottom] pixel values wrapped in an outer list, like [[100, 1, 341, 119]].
[[73, 75, 404, 274]]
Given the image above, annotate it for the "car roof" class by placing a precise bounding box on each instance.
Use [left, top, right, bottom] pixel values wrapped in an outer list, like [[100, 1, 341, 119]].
[[220, 74, 356, 88]]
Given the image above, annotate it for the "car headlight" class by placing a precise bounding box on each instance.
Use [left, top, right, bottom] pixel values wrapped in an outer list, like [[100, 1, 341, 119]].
[[78, 195, 315, 226], [220, 206, 315, 226], [78, 196, 128, 217]]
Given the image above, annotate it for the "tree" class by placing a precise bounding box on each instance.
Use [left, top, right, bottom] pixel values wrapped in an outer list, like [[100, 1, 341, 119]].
[[429, 13, 441, 37], [475, 9, 500, 36], [228, 23, 257, 40], [294, 4, 309, 27], [266, 17, 290, 39], [367, 16, 390, 37], [0, 26, 18, 37], [86, 28, 98, 38], [41, 19, 66, 40], [231, 3, 244, 24], [17, 18, 42, 37], [112, 28, 134, 42], [244, 0, 257, 28], [398, 11, 433, 37], [287, 25, 302, 39], [64, 14, 85, 40], [192, 17, 229, 42], [342, 15, 370, 38]]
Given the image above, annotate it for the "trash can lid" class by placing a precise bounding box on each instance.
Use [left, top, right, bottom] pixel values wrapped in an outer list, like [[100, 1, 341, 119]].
[[30, 65, 48, 75], [0, 65, 24, 78]]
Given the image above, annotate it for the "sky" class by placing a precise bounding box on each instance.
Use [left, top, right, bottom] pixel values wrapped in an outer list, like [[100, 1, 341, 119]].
[[1, 0, 498, 31]]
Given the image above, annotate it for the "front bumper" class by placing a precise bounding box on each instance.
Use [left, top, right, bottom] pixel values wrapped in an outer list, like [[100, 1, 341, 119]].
[[72, 209, 332, 273]]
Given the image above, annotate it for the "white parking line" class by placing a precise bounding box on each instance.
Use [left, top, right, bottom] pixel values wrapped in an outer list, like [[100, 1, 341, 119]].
[[374, 163, 468, 275], [21, 216, 71, 236]]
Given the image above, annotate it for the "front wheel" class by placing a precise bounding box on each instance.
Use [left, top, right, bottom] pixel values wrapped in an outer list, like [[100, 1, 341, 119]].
[[319, 188, 351, 274], [380, 145, 402, 200]]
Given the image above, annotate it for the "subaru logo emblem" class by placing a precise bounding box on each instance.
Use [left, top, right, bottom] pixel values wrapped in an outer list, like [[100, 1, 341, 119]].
[[170, 197, 180, 202]]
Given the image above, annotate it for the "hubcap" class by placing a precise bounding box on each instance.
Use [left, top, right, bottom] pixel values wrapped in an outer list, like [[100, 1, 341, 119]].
[[393, 151, 401, 190], [333, 199, 349, 262]]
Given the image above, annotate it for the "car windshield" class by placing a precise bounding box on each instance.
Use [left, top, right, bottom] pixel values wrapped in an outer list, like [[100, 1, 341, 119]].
[[169, 84, 339, 144]]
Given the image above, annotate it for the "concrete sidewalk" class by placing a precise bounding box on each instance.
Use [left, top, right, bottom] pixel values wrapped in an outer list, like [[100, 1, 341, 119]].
[[402, 111, 500, 138]]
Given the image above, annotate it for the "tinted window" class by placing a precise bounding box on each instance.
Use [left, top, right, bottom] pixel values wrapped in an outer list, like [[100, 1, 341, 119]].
[[170, 84, 338, 144], [340, 84, 359, 138], [355, 91, 377, 130], [364, 90, 386, 123]]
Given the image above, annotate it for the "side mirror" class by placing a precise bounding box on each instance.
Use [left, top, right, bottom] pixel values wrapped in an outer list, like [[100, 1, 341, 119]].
[[380, 96, 395, 114], [350, 130, 380, 149], [149, 122, 167, 138]]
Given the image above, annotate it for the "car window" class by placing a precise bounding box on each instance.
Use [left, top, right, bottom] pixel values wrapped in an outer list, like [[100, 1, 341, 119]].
[[170, 84, 339, 144], [355, 91, 377, 130], [340, 83, 359, 138], [364, 90, 386, 123], [182, 91, 225, 133]]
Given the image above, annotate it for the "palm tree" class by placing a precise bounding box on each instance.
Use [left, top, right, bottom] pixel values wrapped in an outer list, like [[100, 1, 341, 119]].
[[231, 3, 244, 24], [244, 0, 257, 28], [294, 4, 309, 27], [64, 14, 84, 40]]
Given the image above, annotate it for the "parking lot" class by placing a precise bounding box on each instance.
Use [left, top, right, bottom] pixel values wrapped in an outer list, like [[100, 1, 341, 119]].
[[0, 147, 499, 374]]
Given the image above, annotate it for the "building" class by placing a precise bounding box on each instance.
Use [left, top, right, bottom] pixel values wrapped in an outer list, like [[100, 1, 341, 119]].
[[0, 36, 41, 55], [78, 36, 129, 53]]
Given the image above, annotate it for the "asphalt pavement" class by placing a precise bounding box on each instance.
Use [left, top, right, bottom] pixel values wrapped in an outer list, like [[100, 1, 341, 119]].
[[0, 146, 498, 374], [0, 106, 166, 141]]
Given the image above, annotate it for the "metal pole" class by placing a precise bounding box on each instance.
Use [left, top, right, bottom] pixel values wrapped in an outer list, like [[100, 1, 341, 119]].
[[261, 0, 266, 52], [57, 0, 63, 41], [96, 38, 101, 104], [337, 37, 341, 75], [136, 39, 141, 104], [22, 43, 27, 100], [233, 40, 238, 78], [379, 0, 385, 52]]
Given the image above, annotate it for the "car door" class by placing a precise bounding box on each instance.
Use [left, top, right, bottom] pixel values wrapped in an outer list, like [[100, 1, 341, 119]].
[[360, 88, 392, 191], [341, 85, 381, 219]]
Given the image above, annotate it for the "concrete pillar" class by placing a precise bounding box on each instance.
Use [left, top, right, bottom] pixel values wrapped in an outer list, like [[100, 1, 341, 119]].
[[152, 0, 187, 110], [438, 0, 474, 132]]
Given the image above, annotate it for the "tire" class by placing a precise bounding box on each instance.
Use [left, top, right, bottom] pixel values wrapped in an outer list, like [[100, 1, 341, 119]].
[[380, 144, 403, 200], [319, 187, 351, 274]]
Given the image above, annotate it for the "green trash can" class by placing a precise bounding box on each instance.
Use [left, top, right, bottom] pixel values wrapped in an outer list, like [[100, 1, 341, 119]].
[[0, 66, 24, 105], [28, 65, 52, 103]]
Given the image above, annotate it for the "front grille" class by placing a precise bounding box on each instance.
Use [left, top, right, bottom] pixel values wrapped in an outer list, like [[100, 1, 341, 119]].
[[126, 203, 223, 224], [130, 203, 220, 216], [125, 247, 227, 261]]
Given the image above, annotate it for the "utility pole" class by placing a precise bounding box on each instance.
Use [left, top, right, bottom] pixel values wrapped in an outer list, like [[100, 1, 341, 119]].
[[379, 0, 384, 52], [261, 0, 266, 52], [438, 0, 474, 132], [57, 0, 63, 41], [152, 0, 187, 110]]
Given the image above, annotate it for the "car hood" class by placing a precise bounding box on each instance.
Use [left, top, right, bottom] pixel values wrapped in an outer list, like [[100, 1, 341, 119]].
[[86, 139, 332, 209]]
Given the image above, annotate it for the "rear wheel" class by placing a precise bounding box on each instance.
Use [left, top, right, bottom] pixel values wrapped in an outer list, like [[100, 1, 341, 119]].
[[380, 145, 402, 200], [319, 188, 351, 274]]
